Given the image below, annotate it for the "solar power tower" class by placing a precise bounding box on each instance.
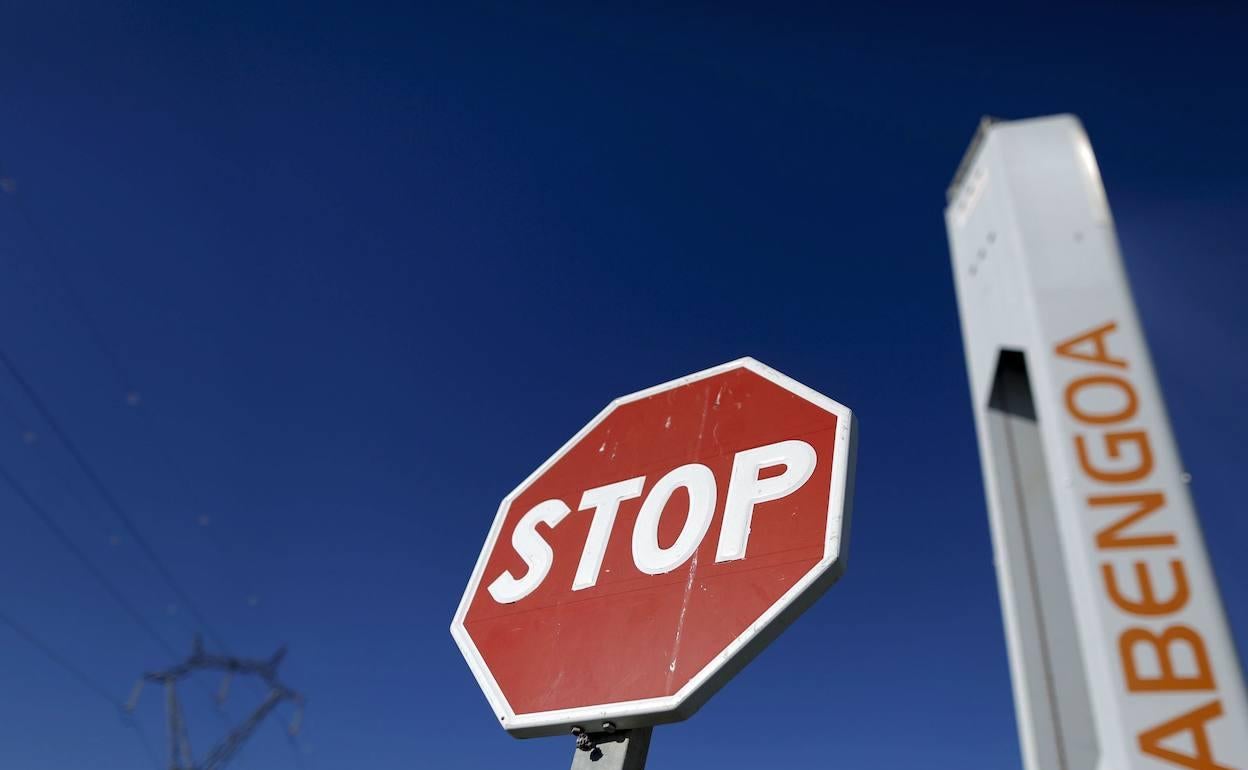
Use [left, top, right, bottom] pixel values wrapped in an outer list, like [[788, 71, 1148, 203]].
[[944, 115, 1247, 770]]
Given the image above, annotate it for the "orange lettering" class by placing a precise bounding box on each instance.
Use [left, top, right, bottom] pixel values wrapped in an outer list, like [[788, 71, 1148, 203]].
[[1055, 321, 1128, 369], [1066, 374, 1138, 425], [1092, 492, 1175, 549], [1103, 560, 1189, 616], [1121, 625, 1215, 692], [1139, 700, 1233, 770], [1076, 430, 1154, 483]]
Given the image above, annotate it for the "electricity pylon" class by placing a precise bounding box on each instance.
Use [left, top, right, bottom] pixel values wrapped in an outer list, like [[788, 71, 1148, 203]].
[[126, 635, 304, 770]]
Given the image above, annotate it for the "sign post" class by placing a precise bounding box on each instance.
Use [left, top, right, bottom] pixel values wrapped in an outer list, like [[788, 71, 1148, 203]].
[[945, 115, 1248, 770], [569, 725, 651, 770], [451, 358, 856, 763]]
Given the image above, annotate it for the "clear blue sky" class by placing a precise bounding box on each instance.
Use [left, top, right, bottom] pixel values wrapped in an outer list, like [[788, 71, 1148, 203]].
[[0, 3, 1244, 769]]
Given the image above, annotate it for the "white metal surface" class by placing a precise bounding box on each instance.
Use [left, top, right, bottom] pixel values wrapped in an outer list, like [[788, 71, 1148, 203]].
[[450, 357, 857, 737], [947, 115, 1247, 770]]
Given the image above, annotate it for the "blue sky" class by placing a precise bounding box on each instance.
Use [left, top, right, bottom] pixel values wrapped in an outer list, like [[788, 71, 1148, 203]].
[[0, 2, 1244, 768]]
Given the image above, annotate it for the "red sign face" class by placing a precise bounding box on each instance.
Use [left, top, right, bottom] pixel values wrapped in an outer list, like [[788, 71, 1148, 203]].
[[451, 358, 856, 736]]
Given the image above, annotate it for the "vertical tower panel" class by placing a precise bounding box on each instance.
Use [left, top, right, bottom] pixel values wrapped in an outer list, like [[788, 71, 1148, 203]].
[[946, 115, 1248, 770]]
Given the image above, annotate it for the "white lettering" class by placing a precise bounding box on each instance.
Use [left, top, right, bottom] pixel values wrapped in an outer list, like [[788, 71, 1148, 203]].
[[632, 464, 717, 575], [572, 476, 646, 591], [487, 499, 571, 603], [716, 440, 817, 562]]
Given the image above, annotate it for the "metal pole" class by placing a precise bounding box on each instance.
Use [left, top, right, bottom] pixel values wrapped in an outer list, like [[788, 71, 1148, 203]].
[[569, 726, 652, 770]]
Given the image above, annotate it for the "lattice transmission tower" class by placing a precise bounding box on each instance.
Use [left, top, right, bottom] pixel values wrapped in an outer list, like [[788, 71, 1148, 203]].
[[126, 635, 304, 770]]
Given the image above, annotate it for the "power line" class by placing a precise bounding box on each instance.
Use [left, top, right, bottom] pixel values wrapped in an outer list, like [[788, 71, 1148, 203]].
[[0, 607, 120, 708], [2, 173, 303, 767], [0, 458, 182, 660], [0, 452, 240, 735], [7, 180, 266, 608], [0, 433, 237, 729], [0, 347, 251, 729], [0, 459, 238, 737], [0, 398, 122, 544], [0, 608, 162, 770], [0, 312, 275, 751], [0, 346, 233, 655], [3, 174, 273, 632]]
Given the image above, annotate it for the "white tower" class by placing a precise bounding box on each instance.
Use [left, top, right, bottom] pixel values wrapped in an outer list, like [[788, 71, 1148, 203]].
[[945, 114, 1247, 770]]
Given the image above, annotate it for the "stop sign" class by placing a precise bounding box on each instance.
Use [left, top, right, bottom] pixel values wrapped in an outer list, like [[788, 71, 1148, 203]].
[[451, 358, 857, 737]]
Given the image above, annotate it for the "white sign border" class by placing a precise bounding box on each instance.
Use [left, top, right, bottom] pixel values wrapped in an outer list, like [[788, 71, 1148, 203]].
[[449, 356, 857, 737]]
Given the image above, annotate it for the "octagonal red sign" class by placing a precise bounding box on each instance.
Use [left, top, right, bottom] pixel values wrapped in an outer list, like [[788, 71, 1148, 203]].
[[451, 358, 856, 736]]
